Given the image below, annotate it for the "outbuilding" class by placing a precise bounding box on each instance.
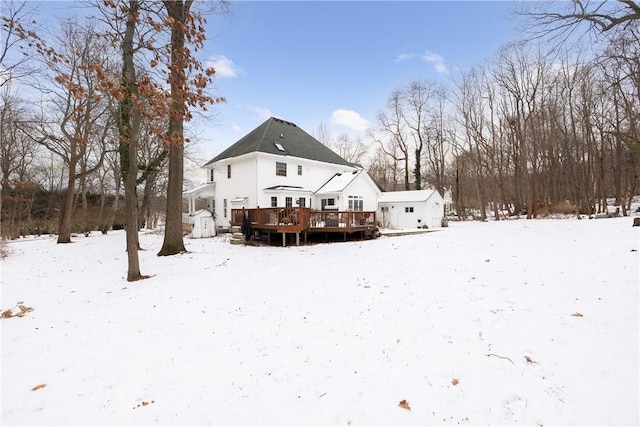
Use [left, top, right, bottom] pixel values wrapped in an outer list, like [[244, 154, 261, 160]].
[[188, 209, 215, 238], [378, 189, 444, 229]]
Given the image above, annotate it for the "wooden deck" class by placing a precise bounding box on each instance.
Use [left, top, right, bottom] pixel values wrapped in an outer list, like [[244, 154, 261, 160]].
[[231, 207, 377, 246]]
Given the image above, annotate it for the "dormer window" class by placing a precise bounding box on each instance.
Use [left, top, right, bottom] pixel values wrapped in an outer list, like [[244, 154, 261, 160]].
[[274, 142, 286, 152]]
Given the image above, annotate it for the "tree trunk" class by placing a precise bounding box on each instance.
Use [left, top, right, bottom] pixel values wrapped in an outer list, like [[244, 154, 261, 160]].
[[57, 157, 75, 243], [157, 0, 192, 256], [158, 143, 186, 255], [121, 0, 143, 281]]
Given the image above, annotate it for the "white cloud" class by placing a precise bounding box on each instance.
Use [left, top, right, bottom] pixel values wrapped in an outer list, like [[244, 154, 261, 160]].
[[395, 50, 449, 75], [207, 55, 242, 78], [240, 104, 273, 120], [330, 109, 370, 132], [422, 51, 449, 75], [394, 53, 416, 63]]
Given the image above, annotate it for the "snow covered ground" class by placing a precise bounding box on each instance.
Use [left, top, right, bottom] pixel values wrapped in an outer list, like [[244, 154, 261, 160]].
[[1, 217, 638, 425]]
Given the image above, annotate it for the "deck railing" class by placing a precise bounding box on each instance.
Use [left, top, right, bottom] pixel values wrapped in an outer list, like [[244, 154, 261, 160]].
[[231, 207, 376, 233]]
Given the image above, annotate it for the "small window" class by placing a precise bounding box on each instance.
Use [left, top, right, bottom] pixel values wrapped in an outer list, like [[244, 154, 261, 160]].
[[209, 169, 214, 182], [227, 164, 231, 179], [298, 197, 306, 207], [271, 196, 277, 207], [297, 165, 302, 175], [274, 142, 286, 152], [285, 197, 293, 207], [276, 161, 287, 176], [223, 199, 227, 217], [405, 206, 414, 213]]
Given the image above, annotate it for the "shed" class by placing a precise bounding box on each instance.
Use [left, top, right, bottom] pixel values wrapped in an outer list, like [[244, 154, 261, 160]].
[[189, 209, 215, 238], [378, 189, 444, 229]]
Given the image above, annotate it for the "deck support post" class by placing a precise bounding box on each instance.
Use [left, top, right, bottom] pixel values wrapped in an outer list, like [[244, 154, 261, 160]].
[[282, 232, 286, 247], [296, 233, 300, 246], [343, 232, 347, 241]]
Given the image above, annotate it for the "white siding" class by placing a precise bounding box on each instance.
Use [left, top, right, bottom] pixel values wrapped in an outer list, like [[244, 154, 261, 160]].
[[209, 152, 360, 227]]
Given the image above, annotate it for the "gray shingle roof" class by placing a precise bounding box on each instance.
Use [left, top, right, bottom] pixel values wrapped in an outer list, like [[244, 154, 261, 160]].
[[204, 117, 355, 167]]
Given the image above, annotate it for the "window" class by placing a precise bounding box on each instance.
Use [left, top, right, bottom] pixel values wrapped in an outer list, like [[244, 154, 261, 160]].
[[321, 198, 336, 210], [210, 169, 214, 182], [227, 164, 231, 179], [285, 197, 293, 207], [348, 195, 363, 211], [276, 161, 287, 176], [271, 196, 278, 207], [405, 206, 414, 213], [223, 199, 228, 217], [274, 142, 286, 152], [298, 197, 306, 207], [297, 165, 302, 175], [211, 199, 215, 217]]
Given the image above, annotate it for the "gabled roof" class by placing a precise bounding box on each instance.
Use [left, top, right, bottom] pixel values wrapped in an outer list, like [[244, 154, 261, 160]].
[[204, 117, 355, 167], [378, 189, 442, 203]]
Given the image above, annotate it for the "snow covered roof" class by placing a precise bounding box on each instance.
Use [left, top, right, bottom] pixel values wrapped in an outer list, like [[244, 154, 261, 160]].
[[263, 185, 314, 193], [183, 183, 215, 196], [189, 208, 213, 217], [315, 170, 362, 194], [378, 189, 441, 204]]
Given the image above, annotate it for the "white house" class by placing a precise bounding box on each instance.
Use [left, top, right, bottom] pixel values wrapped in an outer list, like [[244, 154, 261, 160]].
[[186, 117, 382, 230], [378, 189, 444, 229]]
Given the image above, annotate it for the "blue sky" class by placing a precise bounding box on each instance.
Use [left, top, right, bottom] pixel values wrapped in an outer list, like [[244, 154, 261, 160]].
[[27, 1, 522, 162], [200, 1, 521, 160]]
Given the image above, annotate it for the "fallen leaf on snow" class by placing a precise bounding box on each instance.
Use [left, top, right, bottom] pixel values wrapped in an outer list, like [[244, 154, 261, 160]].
[[525, 355, 538, 364], [451, 378, 459, 386], [484, 259, 491, 262], [133, 400, 155, 409], [31, 384, 46, 391], [398, 399, 411, 410], [571, 312, 584, 317]]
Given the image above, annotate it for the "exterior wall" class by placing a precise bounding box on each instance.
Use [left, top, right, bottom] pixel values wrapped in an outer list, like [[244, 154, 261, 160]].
[[191, 211, 215, 238], [208, 154, 257, 228], [255, 153, 353, 210], [378, 194, 444, 229], [341, 174, 381, 212], [207, 152, 358, 227]]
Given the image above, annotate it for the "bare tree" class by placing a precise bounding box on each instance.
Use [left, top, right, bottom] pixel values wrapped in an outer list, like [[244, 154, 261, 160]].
[[313, 123, 369, 165], [25, 19, 113, 243], [0, 0, 39, 87], [0, 89, 40, 237], [522, 0, 640, 37], [371, 90, 410, 190]]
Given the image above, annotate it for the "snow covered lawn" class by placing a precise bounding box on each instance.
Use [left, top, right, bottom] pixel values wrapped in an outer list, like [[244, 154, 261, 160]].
[[1, 217, 638, 425]]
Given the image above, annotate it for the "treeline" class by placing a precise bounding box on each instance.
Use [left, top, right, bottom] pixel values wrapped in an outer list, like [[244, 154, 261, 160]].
[[2, 1, 639, 245], [364, 32, 639, 220]]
